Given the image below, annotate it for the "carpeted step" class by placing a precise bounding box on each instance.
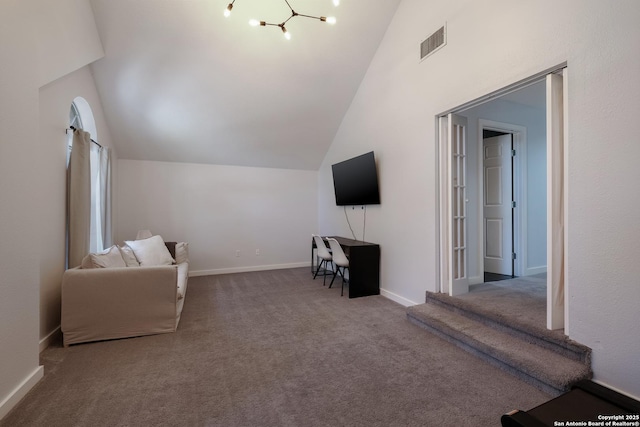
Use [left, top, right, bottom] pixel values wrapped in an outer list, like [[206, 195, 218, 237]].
[[425, 291, 591, 364], [407, 303, 592, 396]]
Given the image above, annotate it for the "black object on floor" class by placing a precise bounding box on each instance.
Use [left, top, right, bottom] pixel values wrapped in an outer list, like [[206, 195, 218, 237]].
[[485, 272, 515, 282], [501, 380, 640, 427]]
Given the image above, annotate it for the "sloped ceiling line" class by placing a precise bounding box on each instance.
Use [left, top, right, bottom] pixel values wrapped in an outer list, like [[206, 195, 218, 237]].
[[89, 0, 401, 170]]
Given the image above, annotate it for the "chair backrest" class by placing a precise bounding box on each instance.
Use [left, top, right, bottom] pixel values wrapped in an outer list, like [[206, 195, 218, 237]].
[[313, 235, 332, 260], [326, 238, 348, 267]]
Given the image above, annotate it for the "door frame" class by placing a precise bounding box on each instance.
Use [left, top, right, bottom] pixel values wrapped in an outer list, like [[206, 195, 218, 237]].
[[477, 120, 527, 282], [435, 62, 568, 331]]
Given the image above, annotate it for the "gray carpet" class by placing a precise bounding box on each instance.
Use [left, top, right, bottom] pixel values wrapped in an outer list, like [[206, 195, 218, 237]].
[[2, 268, 551, 427], [460, 274, 549, 332]]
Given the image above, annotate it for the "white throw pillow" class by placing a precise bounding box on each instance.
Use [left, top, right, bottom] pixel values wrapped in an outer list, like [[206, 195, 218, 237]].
[[124, 235, 174, 266], [118, 245, 140, 267], [81, 254, 94, 269], [175, 242, 189, 264], [81, 245, 127, 269]]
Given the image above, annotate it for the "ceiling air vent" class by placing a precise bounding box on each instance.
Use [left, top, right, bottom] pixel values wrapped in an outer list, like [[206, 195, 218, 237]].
[[420, 24, 446, 61]]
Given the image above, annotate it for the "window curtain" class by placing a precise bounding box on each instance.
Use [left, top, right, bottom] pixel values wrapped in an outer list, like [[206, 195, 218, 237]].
[[67, 129, 112, 267], [88, 142, 111, 253], [67, 129, 91, 268], [98, 146, 112, 249]]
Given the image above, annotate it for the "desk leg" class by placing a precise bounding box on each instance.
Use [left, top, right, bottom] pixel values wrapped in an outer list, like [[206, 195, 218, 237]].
[[347, 245, 380, 298]]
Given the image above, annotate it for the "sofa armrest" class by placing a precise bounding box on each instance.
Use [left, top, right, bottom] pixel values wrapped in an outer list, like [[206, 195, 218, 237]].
[[61, 265, 178, 346]]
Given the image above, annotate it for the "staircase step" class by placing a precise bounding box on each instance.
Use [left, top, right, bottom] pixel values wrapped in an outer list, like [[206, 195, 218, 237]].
[[407, 303, 592, 396], [425, 291, 591, 364]]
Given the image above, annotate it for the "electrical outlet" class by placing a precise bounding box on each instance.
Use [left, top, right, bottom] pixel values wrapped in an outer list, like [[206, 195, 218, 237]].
[[236, 250, 240, 257], [256, 249, 260, 256]]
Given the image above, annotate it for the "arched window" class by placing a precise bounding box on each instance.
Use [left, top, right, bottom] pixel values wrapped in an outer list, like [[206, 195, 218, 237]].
[[70, 96, 97, 139], [69, 102, 83, 129], [67, 97, 111, 264], [67, 97, 98, 165]]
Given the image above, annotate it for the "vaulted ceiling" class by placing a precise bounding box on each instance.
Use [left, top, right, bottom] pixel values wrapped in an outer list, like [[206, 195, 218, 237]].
[[89, 0, 401, 170]]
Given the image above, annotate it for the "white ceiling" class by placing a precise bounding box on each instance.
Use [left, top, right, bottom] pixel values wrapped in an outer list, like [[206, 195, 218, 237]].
[[89, 0, 401, 170]]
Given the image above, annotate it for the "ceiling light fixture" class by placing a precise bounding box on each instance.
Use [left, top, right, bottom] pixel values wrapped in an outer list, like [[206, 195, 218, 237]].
[[223, 0, 235, 17], [224, 0, 337, 40]]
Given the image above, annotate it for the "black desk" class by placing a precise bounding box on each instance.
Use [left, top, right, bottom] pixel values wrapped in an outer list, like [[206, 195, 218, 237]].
[[311, 236, 380, 299]]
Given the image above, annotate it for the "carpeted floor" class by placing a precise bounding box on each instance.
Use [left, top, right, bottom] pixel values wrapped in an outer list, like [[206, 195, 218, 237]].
[[460, 273, 549, 331], [1, 268, 551, 427]]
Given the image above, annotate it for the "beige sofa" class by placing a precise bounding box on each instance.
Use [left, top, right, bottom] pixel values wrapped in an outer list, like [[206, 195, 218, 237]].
[[61, 240, 188, 346]]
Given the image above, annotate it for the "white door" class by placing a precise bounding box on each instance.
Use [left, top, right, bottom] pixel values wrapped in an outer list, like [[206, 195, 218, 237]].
[[483, 134, 513, 276], [449, 113, 469, 296]]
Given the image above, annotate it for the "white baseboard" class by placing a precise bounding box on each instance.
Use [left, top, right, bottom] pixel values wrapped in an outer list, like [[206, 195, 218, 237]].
[[524, 265, 547, 276], [380, 288, 419, 307], [190, 262, 310, 277], [39, 326, 60, 353], [0, 366, 44, 420]]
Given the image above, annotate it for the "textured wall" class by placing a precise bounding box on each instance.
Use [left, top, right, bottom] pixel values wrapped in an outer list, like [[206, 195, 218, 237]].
[[318, 0, 640, 397], [117, 160, 318, 275], [0, 0, 43, 419], [1, 0, 106, 417]]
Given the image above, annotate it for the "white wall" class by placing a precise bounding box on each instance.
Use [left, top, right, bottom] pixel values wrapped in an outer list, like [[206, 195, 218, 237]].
[[117, 160, 318, 275], [38, 65, 116, 350], [1, 0, 104, 418], [36, 0, 103, 87], [318, 0, 640, 397], [0, 1, 44, 419]]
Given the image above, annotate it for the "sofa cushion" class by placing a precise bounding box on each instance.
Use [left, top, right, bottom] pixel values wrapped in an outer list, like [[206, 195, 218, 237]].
[[175, 242, 189, 264], [118, 245, 140, 267], [124, 235, 175, 266], [81, 245, 127, 269]]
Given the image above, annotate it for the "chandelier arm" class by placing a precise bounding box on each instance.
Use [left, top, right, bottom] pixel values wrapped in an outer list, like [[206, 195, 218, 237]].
[[296, 13, 324, 21], [282, 13, 295, 25], [283, 0, 294, 12]]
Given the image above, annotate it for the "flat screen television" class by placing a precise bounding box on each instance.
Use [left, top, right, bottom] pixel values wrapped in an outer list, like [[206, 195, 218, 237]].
[[331, 151, 380, 206]]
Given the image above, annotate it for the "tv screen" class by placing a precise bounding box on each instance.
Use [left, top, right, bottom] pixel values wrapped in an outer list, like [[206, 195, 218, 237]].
[[331, 151, 380, 206]]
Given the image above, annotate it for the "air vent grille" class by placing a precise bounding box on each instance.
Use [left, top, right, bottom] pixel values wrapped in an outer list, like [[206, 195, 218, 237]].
[[420, 25, 446, 61]]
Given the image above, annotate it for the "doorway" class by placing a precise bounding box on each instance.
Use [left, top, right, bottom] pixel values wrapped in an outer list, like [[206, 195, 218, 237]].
[[482, 130, 514, 280], [477, 119, 529, 284], [436, 65, 568, 331]]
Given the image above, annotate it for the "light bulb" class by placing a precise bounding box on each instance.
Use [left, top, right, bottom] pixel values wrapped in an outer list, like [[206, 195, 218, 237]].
[[326, 16, 336, 25], [224, 3, 233, 17], [333, 0, 340, 6], [282, 26, 291, 39], [249, 19, 259, 26]]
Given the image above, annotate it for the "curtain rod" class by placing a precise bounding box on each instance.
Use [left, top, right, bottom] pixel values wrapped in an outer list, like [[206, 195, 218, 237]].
[[67, 126, 103, 149]]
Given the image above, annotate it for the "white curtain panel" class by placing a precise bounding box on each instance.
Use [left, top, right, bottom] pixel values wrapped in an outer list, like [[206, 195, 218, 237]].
[[99, 146, 112, 249], [67, 130, 91, 268]]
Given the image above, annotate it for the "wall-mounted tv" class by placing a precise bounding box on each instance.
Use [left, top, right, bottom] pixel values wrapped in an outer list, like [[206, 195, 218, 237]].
[[331, 151, 381, 206]]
